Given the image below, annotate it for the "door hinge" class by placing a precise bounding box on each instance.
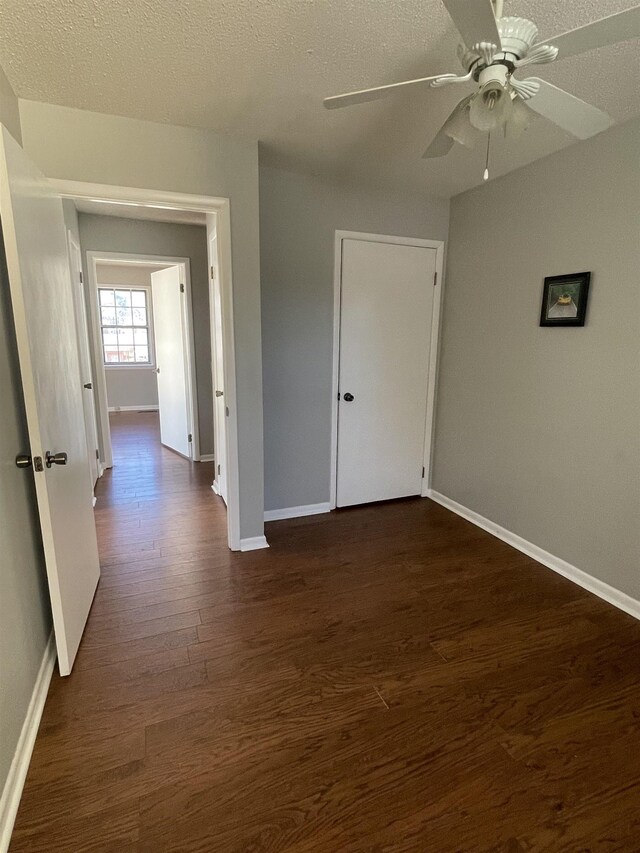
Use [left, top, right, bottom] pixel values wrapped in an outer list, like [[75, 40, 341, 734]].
[[79, 271, 83, 284], [96, 449, 99, 460], [217, 464, 221, 475], [210, 265, 214, 280], [180, 283, 185, 293], [422, 466, 425, 478], [433, 271, 438, 287], [188, 433, 192, 443]]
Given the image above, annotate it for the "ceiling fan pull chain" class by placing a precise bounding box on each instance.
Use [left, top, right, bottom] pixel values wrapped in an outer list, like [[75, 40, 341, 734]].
[[483, 133, 491, 181]]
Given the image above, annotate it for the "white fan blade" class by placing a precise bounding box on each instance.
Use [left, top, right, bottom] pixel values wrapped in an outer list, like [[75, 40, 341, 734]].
[[526, 78, 613, 139], [536, 5, 640, 60], [441, 0, 501, 49], [323, 74, 453, 109], [423, 96, 473, 158]]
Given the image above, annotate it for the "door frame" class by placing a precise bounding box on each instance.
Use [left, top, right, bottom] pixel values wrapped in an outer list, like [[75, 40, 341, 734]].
[[67, 230, 101, 488], [330, 230, 445, 509], [207, 220, 227, 502], [86, 251, 200, 463], [49, 180, 242, 551]]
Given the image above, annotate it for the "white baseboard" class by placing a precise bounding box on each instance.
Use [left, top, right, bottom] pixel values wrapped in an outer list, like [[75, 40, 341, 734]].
[[239, 535, 269, 552], [211, 482, 220, 496], [428, 490, 640, 622], [198, 454, 215, 463], [0, 634, 56, 853], [108, 405, 159, 412], [264, 502, 332, 522], [92, 496, 97, 507]]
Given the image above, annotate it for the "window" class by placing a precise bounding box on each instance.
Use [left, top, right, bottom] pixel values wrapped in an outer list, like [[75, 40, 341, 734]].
[[99, 287, 152, 365]]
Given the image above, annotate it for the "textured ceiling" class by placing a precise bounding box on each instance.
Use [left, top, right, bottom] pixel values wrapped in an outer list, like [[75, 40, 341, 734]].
[[1, 0, 638, 197]]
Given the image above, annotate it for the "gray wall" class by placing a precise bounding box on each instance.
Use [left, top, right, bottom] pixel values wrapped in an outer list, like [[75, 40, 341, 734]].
[[0, 64, 21, 145], [433, 118, 640, 599], [19, 99, 264, 541], [79, 214, 212, 453], [0, 236, 51, 802], [0, 72, 50, 813], [259, 164, 449, 511]]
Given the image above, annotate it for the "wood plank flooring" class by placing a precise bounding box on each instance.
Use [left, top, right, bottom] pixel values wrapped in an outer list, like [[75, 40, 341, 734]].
[[10, 411, 640, 851]]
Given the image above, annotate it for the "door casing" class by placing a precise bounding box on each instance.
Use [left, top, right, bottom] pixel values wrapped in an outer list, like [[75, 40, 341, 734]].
[[330, 230, 445, 509], [49, 180, 242, 551]]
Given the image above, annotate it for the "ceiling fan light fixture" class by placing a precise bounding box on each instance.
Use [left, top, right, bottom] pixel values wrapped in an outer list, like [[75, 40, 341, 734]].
[[443, 102, 481, 148], [469, 80, 512, 132], [504, 96, 532, 139]]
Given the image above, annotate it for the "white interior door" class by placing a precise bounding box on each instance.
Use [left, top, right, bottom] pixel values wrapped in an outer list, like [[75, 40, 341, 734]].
[[336, 238, 437, 507], [68, 233, 100, 488], [0, 126, 100, 676], [208, 228, 227, 503], [151, 265, 191, 458]]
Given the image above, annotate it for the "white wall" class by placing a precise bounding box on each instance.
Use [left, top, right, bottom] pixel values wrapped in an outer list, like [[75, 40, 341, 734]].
[[0, 85, 52, 820], [18, 99, 264, 539], [433, 118, 640, 600], [259, 164, 449, 511], [95, 263, 160, 412]]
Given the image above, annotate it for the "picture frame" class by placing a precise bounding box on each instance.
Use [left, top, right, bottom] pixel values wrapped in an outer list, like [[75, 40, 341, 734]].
[[540, 271, 591, 327]]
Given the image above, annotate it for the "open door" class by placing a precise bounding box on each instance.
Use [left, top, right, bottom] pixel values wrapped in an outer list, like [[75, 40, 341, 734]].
[[208, 225, 227, 503], [151, 265, 192, 458], [0, 126, 100, 676], [68, 232, 100, 489]]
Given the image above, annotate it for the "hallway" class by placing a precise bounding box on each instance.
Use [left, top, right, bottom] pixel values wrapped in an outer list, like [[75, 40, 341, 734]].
[[9, 414, 640, 851]]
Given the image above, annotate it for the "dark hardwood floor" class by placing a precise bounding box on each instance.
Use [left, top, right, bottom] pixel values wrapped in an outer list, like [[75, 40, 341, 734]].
[[10, 411, 640, 851]]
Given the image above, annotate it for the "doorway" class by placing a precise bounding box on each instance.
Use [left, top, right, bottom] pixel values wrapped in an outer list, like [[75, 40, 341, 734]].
[[331, 231, 445, 508], [52, 181, 242, 552], [88, 253, 199, 463]]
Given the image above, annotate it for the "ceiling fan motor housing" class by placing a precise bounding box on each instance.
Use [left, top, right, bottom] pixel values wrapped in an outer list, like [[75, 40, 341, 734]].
[[459, 16, 539, 75], [498, 17, 539, 57]]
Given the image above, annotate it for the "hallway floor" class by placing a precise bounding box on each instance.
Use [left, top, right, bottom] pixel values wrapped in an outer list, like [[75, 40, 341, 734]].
[[10, 412, 640, 851]]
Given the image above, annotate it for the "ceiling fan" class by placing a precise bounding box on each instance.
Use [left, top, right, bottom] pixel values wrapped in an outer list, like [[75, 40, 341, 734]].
[[323, 0, 640, 177]]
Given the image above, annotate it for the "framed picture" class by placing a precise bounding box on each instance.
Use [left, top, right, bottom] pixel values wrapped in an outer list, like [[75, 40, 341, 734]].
[[540, 271, 591, 327]]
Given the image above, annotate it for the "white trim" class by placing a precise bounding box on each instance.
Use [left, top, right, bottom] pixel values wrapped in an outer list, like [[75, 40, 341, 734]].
[[330, 230, 446, 509], [50, 180, 243, 553], [108, 405, 159, 412], [428, 490, 640, 622], [239, 535, 270, 552], [264, 502, 332, 522], [98, 281, 157, 368], [0, 634, 56, 853], [198, 454, 215, 463]]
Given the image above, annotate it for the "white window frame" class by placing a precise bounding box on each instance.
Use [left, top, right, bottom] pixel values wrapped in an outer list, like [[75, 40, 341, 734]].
[[98, 283, 156, 369]]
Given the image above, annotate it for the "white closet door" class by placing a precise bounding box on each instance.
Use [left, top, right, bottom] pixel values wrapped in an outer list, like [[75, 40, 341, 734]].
[[0, 126, 100, 675], [152, 266, 191, 458], [336, 238, 436, 507]]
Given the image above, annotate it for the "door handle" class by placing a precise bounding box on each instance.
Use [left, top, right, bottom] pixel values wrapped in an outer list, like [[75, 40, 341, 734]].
[[342, 392, 355, 402], [15, 454, 32, 469], [83, 382, 93, 390], [215, 390, 224, 397], [45, 451, 68, 468]]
